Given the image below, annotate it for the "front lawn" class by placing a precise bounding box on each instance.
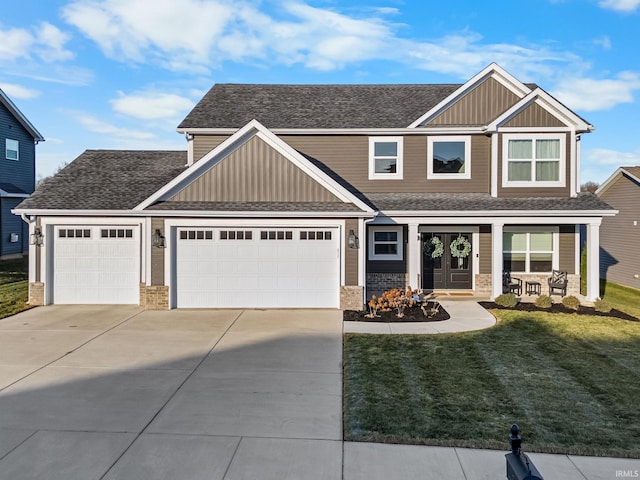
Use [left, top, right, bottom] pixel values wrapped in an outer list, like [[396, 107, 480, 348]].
[[602, 280, 640, 320], [0, 257, 32, 319], [344, 310, 640, 457]]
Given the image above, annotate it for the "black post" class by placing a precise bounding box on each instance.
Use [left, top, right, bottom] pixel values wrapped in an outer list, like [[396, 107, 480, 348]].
[[505, 424, 543, 480]]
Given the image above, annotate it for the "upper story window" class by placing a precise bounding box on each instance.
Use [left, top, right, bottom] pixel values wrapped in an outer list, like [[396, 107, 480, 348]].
[[368, 225, 403, 261], [5, 139, 18, 161], [502, 134, 565, 188], [427, 136, 471, 179], [368, 137, 403, 180]]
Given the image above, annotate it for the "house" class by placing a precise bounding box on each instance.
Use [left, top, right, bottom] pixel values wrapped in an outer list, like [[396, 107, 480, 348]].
[[596, 167, 640, 289], [14, 63, 615, 309], [0, 88, 44, 258]]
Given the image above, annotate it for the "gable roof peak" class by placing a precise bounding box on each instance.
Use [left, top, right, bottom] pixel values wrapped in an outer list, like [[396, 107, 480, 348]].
[[0, 87, 44, 142]]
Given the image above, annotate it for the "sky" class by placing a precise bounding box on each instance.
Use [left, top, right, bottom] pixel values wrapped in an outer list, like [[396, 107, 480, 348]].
[[1, 0, 639, 185]]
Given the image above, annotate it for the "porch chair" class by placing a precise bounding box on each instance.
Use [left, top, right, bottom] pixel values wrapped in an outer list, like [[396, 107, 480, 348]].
[[503, 271, 522, 296], [547, 270, 568, 297]]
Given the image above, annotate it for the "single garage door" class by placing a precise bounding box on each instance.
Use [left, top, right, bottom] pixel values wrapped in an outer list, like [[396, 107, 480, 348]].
[[53, 226, 140, 304], [176, 227, 339, 308]]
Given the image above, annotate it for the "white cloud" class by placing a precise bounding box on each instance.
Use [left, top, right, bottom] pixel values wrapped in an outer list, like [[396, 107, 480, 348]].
[[593, 36, 612, 50], [582, 147, 640, 183], [0, 22, 73, 63], [35, 22, 75, 62], [598, 0, 640, 12], [552, 72, 640, 111], [0, 83, 40, 100], [110, 90, 194, 120], [76, 113, 156, 140]]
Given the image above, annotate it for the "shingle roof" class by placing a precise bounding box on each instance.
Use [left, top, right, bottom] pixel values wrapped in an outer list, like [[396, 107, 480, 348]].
[[17, 150, 187, 210], [147, 201, 362, 212], [178, 84, 462, 129], [365, 192, 615, 212]]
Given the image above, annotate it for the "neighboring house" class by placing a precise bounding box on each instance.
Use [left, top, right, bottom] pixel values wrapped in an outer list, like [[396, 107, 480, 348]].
[[0, 88, 44, 258], [596, 167, 640, 289], [15, 63, 615, 309]]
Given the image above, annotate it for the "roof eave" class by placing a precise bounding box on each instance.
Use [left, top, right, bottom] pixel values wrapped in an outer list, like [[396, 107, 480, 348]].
[[0, 89, 45, 142]]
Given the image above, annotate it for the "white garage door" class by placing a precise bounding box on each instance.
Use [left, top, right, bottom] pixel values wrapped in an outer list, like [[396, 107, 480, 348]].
[[53, 226, 140, 304], [176, 227, 339, 308]]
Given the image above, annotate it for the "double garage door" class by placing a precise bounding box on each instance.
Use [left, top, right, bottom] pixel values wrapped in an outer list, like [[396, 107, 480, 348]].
[[53, 226, 140, 304], [176, 227, 339, 308]]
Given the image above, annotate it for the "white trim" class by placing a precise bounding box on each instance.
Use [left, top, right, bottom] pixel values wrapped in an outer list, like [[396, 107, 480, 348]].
[[368, 136, 403, 180], [427, 135, 471, 180], [374, 211, 617, 219], [574, 224, 581, 277], [139, 119, 373, 213], [492, 222, 504, 299], [12, 208, 374, 218], [570, 131, 577, 197], [368, 225, 403, 261], [495, 127, 572, 133], [407, 223, 419, 290], [0, 88, 44, 141], [486, 88, 593, 133], [28, 219, 36, 284], [491, 134, 498, 197], [371, 215, 615, 225], [164, 218, 345, 309], [408, 63, 531, 128], [503, 226, 559, 274], [586, 220, 601, 301], [5, 138, 19, 161], [0, 191, 29, 198], [501, 133, 566, 188], [178, 127, 488, 136]]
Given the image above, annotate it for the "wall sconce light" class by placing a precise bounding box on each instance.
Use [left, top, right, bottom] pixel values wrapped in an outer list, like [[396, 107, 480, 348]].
[[152, 229, 166, 248], [348, 229, 359, 249], [30, 227, 44, 246]]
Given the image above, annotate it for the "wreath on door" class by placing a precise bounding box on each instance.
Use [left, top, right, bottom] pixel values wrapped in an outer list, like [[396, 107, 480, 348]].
[[450, 235, 472, 258], [423, 236, 444, 258]]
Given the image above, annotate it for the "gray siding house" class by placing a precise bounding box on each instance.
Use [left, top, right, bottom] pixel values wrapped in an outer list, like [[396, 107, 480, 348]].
[[0, 88, 44, 258], [596, 167, 640, 289], [15, 63, 614, 309]]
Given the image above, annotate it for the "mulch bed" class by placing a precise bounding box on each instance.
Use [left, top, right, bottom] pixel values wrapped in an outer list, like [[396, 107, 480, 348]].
[[343, 303, 451, 323], [479, 301, 639, 322]]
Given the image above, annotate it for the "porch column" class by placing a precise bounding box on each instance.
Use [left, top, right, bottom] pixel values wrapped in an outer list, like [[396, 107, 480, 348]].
[[586, 220, 601, 301], [491, 222, 504, 300], [407, 223, 420, 291]]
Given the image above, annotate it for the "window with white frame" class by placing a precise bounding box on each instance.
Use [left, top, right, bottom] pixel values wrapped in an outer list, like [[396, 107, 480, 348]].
[[502, 134, 565, 187], [427, 136, 471, 179], [368, 226, 403, 261], [503, 228, 558, 273], [368, 137, 403, 179], [5, 139, 18, 161]]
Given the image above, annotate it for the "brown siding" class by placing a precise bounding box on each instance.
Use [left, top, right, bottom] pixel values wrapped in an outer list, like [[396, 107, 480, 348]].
[[479, 225, 492, 274], [345, 219, 359, 286], [171, 136, 341, 202], [150, 218, 165, 286], [504, 103, 565, 128], [599, 174, 640, 288], [427, 77, 519, 126], [559, 225, 576, 274], [497, 132, 572, 198], [283, 134, 491, 194], [193, 135, 229, 162]]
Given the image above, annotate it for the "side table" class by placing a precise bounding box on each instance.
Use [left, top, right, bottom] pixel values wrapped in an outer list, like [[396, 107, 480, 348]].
[[525, 281, 541, 295]]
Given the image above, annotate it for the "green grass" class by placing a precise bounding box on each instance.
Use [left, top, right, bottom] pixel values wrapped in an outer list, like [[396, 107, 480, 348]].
[[344, 310, 640, 457], [0, 257, 32, 319], [602, 280, 640, 319]]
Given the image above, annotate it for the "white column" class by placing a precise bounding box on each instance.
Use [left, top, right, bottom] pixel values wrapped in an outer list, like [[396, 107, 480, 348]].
[[28, 220, 36, 284], [491, 222, 504, 299], [586, 220, 601, 301], [407, 223, 420, 291]]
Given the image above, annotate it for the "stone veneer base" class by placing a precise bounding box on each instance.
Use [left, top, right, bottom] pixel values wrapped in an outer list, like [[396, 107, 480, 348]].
[[28, 282, 45, 306], [341, 286, 364, 311], [140, 284, 170, 310]]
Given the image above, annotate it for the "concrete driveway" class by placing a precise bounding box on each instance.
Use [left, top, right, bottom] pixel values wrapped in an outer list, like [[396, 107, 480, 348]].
[[0, 306, 343, 480]]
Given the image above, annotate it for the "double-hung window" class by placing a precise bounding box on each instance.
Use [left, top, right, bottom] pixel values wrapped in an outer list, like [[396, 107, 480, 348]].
[[502, 134, 565, 187], [368, 226, 403, 261], [503, 228, 558, 273], [369, 137, 403, 179], [427, 136, 471, 179], [5, 139, 18, 161]]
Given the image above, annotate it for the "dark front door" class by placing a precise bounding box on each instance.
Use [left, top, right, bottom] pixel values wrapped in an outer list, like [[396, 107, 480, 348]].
[[422, 233, 472, 290]]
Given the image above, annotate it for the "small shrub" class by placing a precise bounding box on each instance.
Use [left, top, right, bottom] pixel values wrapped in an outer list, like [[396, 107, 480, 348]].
[[535, 294, 553, 309], [495, 293, 518, 308], [562, 295, 581, 311], [594, 298, 612, 313]]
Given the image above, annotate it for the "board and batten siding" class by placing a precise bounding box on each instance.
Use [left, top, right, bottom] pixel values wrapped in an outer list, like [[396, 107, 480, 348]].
[[150, 218, 165, 286], [503, 103, 565, 128], [282, 134, 491, 194], [426, 77, 520, 126], [345, 218, 359, 286], [598, 174, 640, 288], [171, 136, 341, 203]]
